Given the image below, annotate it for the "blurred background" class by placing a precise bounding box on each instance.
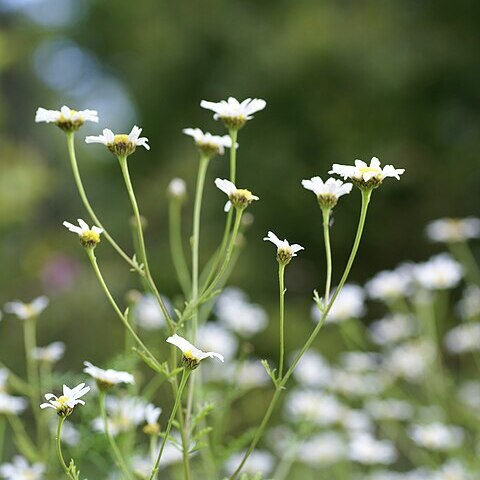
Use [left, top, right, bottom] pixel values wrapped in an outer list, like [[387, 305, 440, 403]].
[[0, 0, 479, 470]]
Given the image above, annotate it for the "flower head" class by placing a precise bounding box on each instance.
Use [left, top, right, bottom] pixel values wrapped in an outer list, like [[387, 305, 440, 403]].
[[40, 383, 90, 417], [183, 128, 235, 157], [35, 105, 98, 131], [214, 178, 259, 212], [301, 176, 352, 209], [143, 403, 162, 435], [83, 361, 135, 391], [167, 178, 187, 200], [166, 334, 224, 370], [263, 231, 304, 265], [85, 126, 150, 156], [4, 296, 49, 320], [32, 342, 65, 364], [413, 253, 463, 290], [200, 96, 266, 129], [0, 456, 45, 480], [0, 393, 28, 415], [330, 157, 404, 190], [63, 218, 103, 249], [426, 217, 480, 243]]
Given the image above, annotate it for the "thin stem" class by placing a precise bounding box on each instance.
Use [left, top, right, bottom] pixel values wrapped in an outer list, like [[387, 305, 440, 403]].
[[99, 391, 134, 480], [56, 417, 73, 479], [117, 155, 175, 332], [278, 263, 286, 379], [168, 199, 191, 296], [149, 369, 190, 480], [229, 188, 372, 480], [65, 132, 136, 269], [449, 240, 480, 286], [86, 249, 161, 370], [228, 129, 238, 183], [321, 207, 333, 303]]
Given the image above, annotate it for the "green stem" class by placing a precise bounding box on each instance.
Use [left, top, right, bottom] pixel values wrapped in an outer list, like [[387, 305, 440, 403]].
[[228, 129, 238, 183], [321, 207, 332, 303], [117, 155, 175, 332], [168, 199, 191, 296], [7, 415, 39, 462], [99, 391, 134, 480], [229, 188, 372, 480], [56, 417, 72, 479], [65, 132, 136, 269], [149, 369, 190, 480], [449, 240, 480, 286], [278, 263, 286, 379], [86, 249, 161, 370]]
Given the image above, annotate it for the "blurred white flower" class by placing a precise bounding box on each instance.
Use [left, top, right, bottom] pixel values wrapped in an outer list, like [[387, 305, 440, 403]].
[[234, 359, 270, 389], [0, 456, 45, 480], [432, 461, 474, 480], [40, 383, 90, 416], [301, 176, 352, 208], [426, 217, 480, 243], [83, 361, 135, 389], [215, 287, 268, 337], [35, 105, 98, 131], [196, 323, 238, 362], [291, 349, 331, 388], [130, 442, 183, 475], [0, 369, 8, 392], [285, 390, 344, 425], [312, 284, 365, 324], [63, 218, 103, 249], [408, 422, 464, 450], [339, 351, 382, 373], [365, 268, 411, 301], [330, 157, 404, 188], [340, 409, 374, 433], [144, 404, 161, 427], [456, 285, 480, 320], [298, 432, 347, 466], [369, 314, 416, 346], [85, 125, 150, 154], [457, 381, 480, 410], [215, 178, 259, 212], [444, 323, 480, 354], [365, 398, 414, 421], [49, 419, 80, 447], [263, 231, 304, 264], [183, 128, 234, 156], [224, 449, 274, 477], [167, 178, 187, 199], [32, 342, 65, 364], [134, 294, 171, 331], [4, 296, 49, 320], [201, 97, 266, 129], [413, 254, 463, 290], [167, 334, 224, 370], [385, 340, 435, 381], [0, 393, 28, 415], [348, 433, 397, 465], [330, 369, 389, 398]]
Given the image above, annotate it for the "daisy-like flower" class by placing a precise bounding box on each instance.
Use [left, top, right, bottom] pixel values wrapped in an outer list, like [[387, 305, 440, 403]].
[[35, 105, 98, 131], [0, 393, 28, 415], [83, 361, 134, 391], [215, 178, 259, 212], [4, 296, 49, 321], [301, 176, 353, 209], [166, 334, 224, 370], [348, 434, 397, 465], [183, 128, 235, 157], [143, 403, 162, 436], [408, 422, 464, 451], [40, 383, 90, 417], [330, 157, 405, 190], [413, 253, 463, 290], [32, 342, 65, 364], [63, 218, 103, 249], [200, 96, 266, 130], [85, 126, 150, 156], [0, 456, 45, 480], [167, 178, 187, 200], [426, 217, 480, 243], [263, 231, 304, 265]]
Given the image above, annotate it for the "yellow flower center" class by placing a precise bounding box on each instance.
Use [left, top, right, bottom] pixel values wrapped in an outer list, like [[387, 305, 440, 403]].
[[57, 395, 69, 406], [113, 134, 130, 144], [358, 166, 381, 175]]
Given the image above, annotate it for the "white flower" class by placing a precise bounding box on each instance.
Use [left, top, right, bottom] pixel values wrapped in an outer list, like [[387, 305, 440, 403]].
[[35, 105, 98, 131], [432, 461, 473, 480], [340, 409, 374, 433], [298, 432, 347, 466], [445, 323, 480, 354], [312, 284, 365, 324], [233, 359, 270, 389], [4, 296, 49, 320], [291, 349, 331, 388], [408, 423, 464, 450], [413, 253, 463, 290], [166, 334, 224, 369], [457, 286, 480, 320], [426, 217, 480, 243], [134, 294, 171, 331], [196, 323, 238, 362], [32, 342, 65, 364], [167, 178, 187, 199], [330, 157, 405, 188], [0, 393, 28, 415], [348, 434, 397, 465], [301, 176, 352, 208], [63, 218, 103, 248], [183, 128, 234, 156], [214, 178, 259, 212], [365, 268, 412, 301], [329, 369, 389, 398], [224, 450, 274, 477], [263, 231, 304, 264], [200, 97, 266, 129], [285, 390, 344, 425], [40, 383, 90, 416], [457, 381, 480, 410], [215, 287, 268, 337], [365, 399, 414, 421], [385, 340, 435, 381], [83, 361, 135, 389], [369, 314, 416, 346], [144, 404, 161, 426], [0, 456, 45, 480], [85, 125, 150, 155]]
